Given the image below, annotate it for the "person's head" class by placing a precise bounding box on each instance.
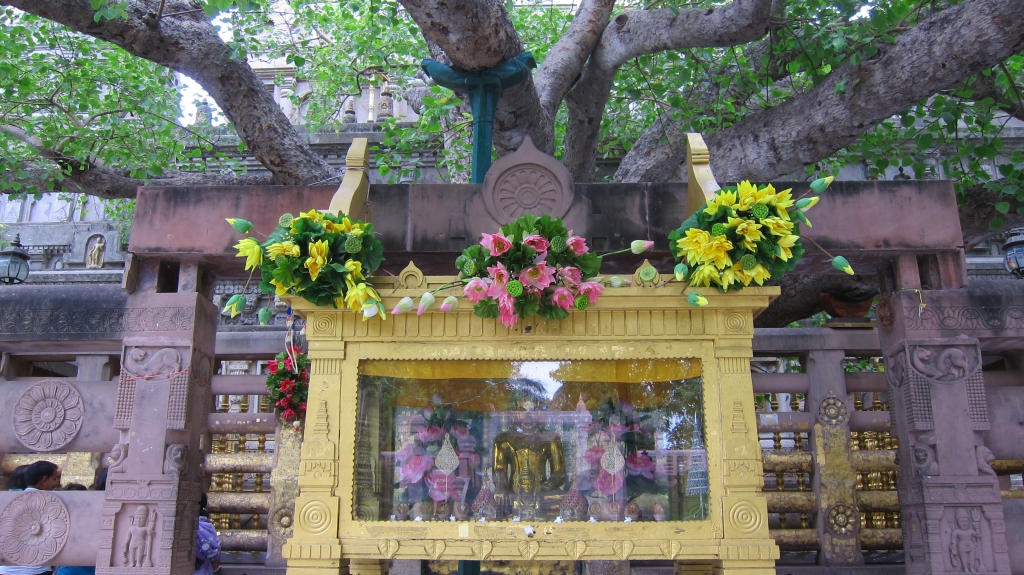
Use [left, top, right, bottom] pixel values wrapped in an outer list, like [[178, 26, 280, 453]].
[[25, 461, 60, 490], [10, 465, 28, 490], [62, 483, 88, 491], [93, 469, 108, 491]]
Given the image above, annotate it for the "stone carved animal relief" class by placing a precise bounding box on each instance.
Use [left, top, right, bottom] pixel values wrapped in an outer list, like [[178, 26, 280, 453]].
[[123, 347, 182, 378], [913, 444, 939, 477], [976, 446, 996, 478], [108, 443, 129, 473], [909, 346, 975, 382], [163, 444, 187, 476]]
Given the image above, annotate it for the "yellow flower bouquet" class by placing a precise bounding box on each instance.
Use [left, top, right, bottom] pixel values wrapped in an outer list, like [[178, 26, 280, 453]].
[[668, 177, 851, 297], [226, 210, 386, 319]]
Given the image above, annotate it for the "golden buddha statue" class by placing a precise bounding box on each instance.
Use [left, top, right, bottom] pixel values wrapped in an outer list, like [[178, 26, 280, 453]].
[[493, 419, 567, 519]]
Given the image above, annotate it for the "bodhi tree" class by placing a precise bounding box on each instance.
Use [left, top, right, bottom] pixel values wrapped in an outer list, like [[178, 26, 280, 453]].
[[1, 0, 1023, 325]]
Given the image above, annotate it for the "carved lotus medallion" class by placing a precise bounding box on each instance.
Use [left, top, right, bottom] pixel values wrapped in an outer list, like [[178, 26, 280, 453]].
[[0, 491, 70, 565], [14, 380, 84, 451]]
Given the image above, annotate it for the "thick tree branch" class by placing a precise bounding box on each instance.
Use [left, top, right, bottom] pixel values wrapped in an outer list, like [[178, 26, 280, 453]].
[[564, 0, 773, 182], [3, 0, 334, 186], [755, 273, 879, 328], [617, 0, 1024, 183], [969, 69, 1024, 123], [534, 0, 616, 119]]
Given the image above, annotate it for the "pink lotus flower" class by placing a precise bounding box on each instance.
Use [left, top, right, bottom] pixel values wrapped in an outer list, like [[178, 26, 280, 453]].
[[400, 454, 434, 484], [626, 453, 656, 480], [395, 442, 423, 464], [425, 470, 461, 502], [480, 232, 512, 257], [577, 281, 604, 305], [523, 234, 550, 255], [551, 287, 575, 310], [594, 469, 624, 495], [566, 232, 589, 256], [488, 262, 510, 285], [583, 445, 605, 467], [498, 292, 519, 328], [520, 262, 556, 290], [464, 278, 491, 303], [621, 400, 634, 415], [417, 426, 447, 443], [558, 266, 583, 288]]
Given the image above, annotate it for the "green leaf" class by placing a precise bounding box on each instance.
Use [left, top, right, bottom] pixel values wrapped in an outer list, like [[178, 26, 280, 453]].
[[995, 202, 1010, 214]]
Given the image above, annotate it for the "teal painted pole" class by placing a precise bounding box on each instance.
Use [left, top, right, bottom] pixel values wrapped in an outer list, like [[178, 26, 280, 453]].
[[421, 53, 536, 183], [458, 560, 482, 575]]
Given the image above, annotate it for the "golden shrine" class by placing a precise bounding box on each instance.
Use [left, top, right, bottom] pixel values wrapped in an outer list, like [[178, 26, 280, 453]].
[[282, 136, 781, 575]]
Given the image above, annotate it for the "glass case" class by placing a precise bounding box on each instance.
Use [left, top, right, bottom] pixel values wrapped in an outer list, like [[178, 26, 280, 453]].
[[353, 359, 708, 524]]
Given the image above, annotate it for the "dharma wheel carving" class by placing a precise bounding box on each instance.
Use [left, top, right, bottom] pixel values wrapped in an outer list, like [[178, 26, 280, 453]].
[[13, 380, 84, 451], [816, 396, 850, 426], [0, 491, 70, 565], [826, 504, 858, 537], [482, 136, 574, 223]]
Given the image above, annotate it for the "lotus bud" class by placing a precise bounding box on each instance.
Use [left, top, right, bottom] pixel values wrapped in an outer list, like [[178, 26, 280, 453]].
[[687, 292, 709, 307], [796, 196, 820, 212], [226, 218, 253, 234], [417, 292, 436, 315], [608, 276, 629, 288], [392, 296, 414, 315], [440, 296, 459, 312], [810, 176, 834, 194], [258, 307, 272, 326], [362, 300, 380, 320], [223, 294, 246, 318], [673, 263, 688, 282], [630, 240, 654, 254], [832, 256, 854, 275]]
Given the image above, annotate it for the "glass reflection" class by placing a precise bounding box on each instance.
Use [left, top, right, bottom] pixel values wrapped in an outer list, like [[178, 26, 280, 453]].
[[354, 360, 707, 523]]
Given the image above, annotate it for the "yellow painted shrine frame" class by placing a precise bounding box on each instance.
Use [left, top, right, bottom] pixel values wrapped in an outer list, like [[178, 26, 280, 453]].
[[283, 271, 782, 574]]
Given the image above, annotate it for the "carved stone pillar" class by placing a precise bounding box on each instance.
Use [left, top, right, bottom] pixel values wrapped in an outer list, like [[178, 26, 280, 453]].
[[96, 260, 217, 575], [805, 350, 863, 565], [884, 336, 1010, 575], [267, 416, 302, 567]]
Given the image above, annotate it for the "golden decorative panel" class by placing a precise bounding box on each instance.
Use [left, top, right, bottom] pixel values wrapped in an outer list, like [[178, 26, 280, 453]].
[[284, 277, 779, 574]]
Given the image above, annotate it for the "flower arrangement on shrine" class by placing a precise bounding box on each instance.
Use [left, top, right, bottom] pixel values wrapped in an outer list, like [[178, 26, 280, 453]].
[[668, 177, 852, 305], [265, 346, 310, 428], [393, 214, 652, 327], [225, 210, 386, 319]]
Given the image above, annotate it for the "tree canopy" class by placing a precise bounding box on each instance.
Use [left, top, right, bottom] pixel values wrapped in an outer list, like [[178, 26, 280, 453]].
[[1, 0, 1023, 265]]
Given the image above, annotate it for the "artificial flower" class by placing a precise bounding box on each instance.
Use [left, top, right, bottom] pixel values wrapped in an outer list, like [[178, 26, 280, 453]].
[[631, 240, 654, 254], [425, 470, 461, 502], [400, 454, 434, 485], [417, 426, 447, 443], [392, 296, 414, 315], [488, 262, 511, 286], [234, 238, 263, 271], [626, 453, 656, 480], [226, 218, 253, 234], [720, 262, 746, 289], [594, 470, 624, 495], [463, 278, 491, 303], [395, 442, 423, 464], [566, 232, 588, 256], [497, 292, 518, 328], [304, 239, 329, 281], [523, 234, 550, 255], [520, 262, 556, 290], [727, 216, 764, 251], [776, 234, 799, 262], [417, 291, 436, 315], [700, 235, 734, 268], [771, 187, 795, 211], [742, 264, 772, 285], [676, 228, 711, 266], [761, 216, 794, 236], [266, 241, 300, 259], [736, 181, 759, 211], [269, 278, 293, 296], [577, 281, 604, 305], [691, 264, 721, 287], [440, 296, 459, 312], [704, 189, 738, 216], [345, 259, 365, 280], [361, 300, 381, 320], [559, 266, 583, 288], [583, 445, 605, 466], [480, 232, 512, 257], [345, 280, 379, 313], [551, 287, 575, 310]]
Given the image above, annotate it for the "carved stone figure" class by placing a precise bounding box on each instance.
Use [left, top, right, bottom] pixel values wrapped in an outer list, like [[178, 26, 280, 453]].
[[163, 444, 187, 475], [123, 347, 182, 377], [108, 443, 129, 473], [910, 346, 972, 381], [122, 504, 155, 568], [85, 235, 106, 269], [378, 85, 395, 119], [976, 445, 997, 477], [948, 507, 982, 572], [913, 444, 940, 476], [493, 421, 566, 519]]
